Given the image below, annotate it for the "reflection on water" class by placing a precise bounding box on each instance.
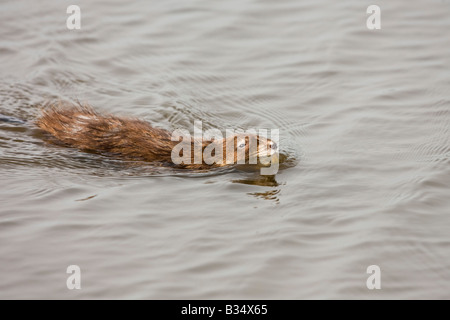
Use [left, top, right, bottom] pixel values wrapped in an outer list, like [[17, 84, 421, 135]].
[[233, 175, 281, 203], [75, 194, 98, 202], [249, 189, 280, 203], [0, 114, 26, 125], [232, 174, 280, 187]]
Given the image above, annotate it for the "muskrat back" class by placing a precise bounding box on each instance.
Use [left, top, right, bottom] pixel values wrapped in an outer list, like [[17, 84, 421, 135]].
[[37, 105, 175, 163]]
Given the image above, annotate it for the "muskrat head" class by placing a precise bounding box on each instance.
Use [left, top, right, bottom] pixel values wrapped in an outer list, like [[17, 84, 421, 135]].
[[219, 133, 278, 166], [179, 133, 279, 170]]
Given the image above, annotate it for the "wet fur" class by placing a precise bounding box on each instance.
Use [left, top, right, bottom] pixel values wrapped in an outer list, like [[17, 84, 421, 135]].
[[36, 103, 272, 169]]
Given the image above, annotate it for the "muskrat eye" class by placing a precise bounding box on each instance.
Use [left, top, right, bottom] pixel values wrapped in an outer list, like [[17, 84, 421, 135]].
[[270, 142, 278, 150]]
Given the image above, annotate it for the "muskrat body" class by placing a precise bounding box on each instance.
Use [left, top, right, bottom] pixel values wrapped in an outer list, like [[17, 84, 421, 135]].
[[36, 104, 277, 170]]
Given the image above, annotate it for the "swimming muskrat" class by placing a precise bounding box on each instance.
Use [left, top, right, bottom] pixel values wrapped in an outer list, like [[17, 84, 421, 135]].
[[36, 103, 278, 170]]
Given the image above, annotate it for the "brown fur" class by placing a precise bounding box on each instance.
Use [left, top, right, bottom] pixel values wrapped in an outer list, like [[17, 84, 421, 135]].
[[36, 103, 275, 169]]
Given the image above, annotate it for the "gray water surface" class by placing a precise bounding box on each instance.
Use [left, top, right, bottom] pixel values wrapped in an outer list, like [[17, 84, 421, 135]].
[[0, 0, 449, 299]]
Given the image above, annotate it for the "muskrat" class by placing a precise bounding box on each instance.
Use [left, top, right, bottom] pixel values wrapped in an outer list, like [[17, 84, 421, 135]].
[[36, 103, 278, 170]]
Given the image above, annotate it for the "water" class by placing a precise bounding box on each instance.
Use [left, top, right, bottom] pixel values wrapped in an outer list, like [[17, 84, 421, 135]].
[[1, 0, 449, 299]]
